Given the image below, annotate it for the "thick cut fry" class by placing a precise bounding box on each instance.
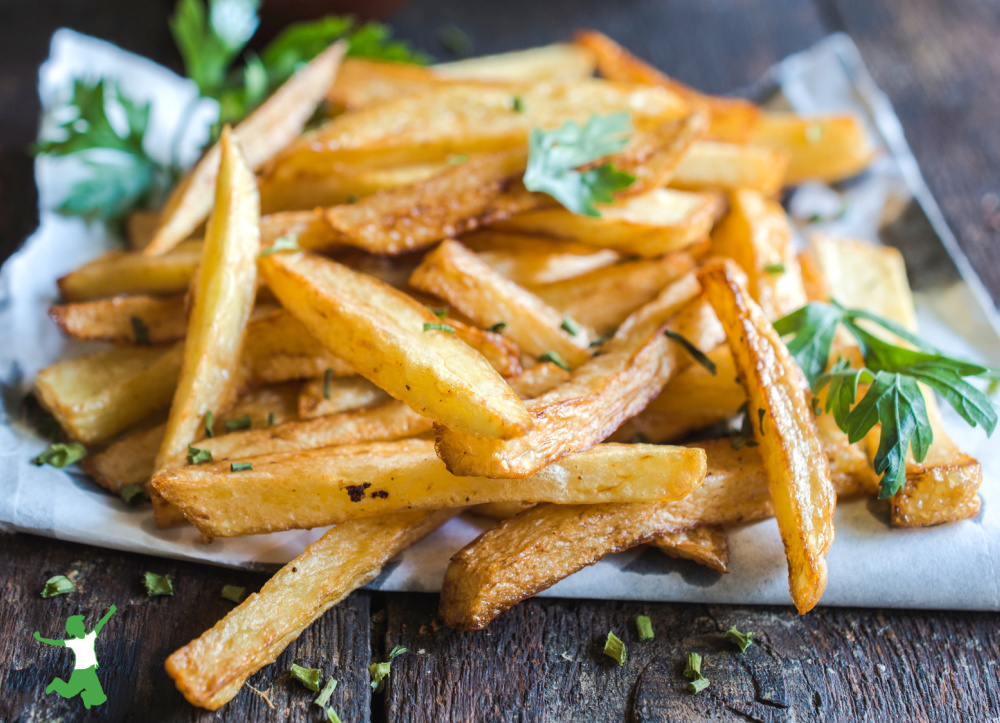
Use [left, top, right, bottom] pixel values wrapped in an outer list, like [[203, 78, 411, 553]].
[[126, 208, 161, 250], [462, 231, 619, 287], [242, 309, 354, 385], [435, 274, 725, 478], [410, 240, 593, 367], [575, 30, 760, 143], [153, 129, 259, 527], [751, 113, 873, 185], [57, 241, 203, 301], [448, 319, 523, 378], [298, 376, 389, 420], [671, 141, 787, 195], [146, 43, 345, 255], [699, 261, 835, 614], [166, 510, 456, 710], [261, 252, 531, 439], [269, 80, 688, 176], [328, 58, 445, 109], [531, 251, 699, 336], [506, 362, 571, 400], [496, 188, 723, 257], [712, 189, 807, 320], [809, 235, 982, 524], [34, 344, 183, 444], [50, 295, 188, 345], [153, 439, 706, 537], [433, 44, 597, 82], [82, 384, 302, 493], [654, 525, 730, 574]]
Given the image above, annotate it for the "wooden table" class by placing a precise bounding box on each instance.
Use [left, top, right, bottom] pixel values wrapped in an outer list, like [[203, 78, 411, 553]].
[[2, 0, 999, 720]]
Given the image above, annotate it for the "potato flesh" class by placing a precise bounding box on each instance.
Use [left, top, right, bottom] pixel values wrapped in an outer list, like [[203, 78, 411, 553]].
[[298, 376, 390, 420], [57, 241, 203, 301], [463, 231, 620, 287], [671, 141, 787, 195], [653, 525, 730, 574], [49, 295, 189, 345], [433, 43, 598, 83], [751, 112, 873, 185]]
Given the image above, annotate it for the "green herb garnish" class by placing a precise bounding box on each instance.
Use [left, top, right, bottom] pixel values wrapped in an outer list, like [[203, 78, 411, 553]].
[[230, 462, 253, 472], [41, 575, 74, 598], [764, 262, 786, 274], [224, 415, 251, 433], [423, 322, 456, 334], [512, 95, 525, 113], [523, 113, 636, 217], [324, 368, 334, 399], [268, 412, 276, 426], [665, 330, 717, 375], [730, 402, 758, 450], [488, 322, 507, 333], [725, 625, 755, 652], [447, 153, 469, 166], [560, 317, 582, 336], [290, 663, 322, 691], [539, 350, 570, 371], [370, 645, 407, 693], [204, 410, 214, 438], [774, 301, 998, 497], [259, 234, 301, 257], [131, 316, 151, 345], [687, 677, 710, 694], [602, 631, 626, 665], [428, 306, 448, 319], [121, 483, 149, 506], [683, 651, 709, 692], [32, 442, 87, 468], [314, 676, 338, 708], [326, 709, 343, 723], [143, 572, 173, 597], [187, 445, 213, 465], [636, 615, 654, 642], [221, 584, 246, 603]]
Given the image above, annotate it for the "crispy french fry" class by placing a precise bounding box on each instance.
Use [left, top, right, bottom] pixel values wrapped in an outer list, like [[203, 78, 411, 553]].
[[410, 240, 593, 367], [146, 43, 345, 255], [126, 208, 162, 250], [435, 274, 725, 478], [530, 251, 699, 336], [49, 295, 188, 345], [495, 188, 723, 257], [672, 141, 787, 195], [448, 318, 523, 378], [328, 58, 445, 109], [298, 376, 389, 420], [82, 384, 302, 493], [433, 44, 597, 82], [462, 231, 619, 287], [575, 30, 760, 143], [261, 252, 531, 439], [699, 261, 835, 614], [57, 241, 203, 301], [751, 112, 874, 185], [153, 129, 259, 525], [712, 189, 807, 320], [506, 362, 571, 399], [268, 79, 688, 177], [242, 309, 354, 385], [152, 439, 707, 537], [35, 344, 183, 444], [653, 525, 730, 573], [166, 510, 456, 710]]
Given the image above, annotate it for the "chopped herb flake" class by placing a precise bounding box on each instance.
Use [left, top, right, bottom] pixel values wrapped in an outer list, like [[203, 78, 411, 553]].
[[259, 234, 301, 257], [290, 663, 322, 691], [725, 625, 755, 652], [764, 262, 786, 274], [121, 483, 149, 506], [224, 415, 251, 433], [488, 322, 507, 333], [231, 462, 253, 472], [326, 709, 343, 723], [369, 661, 392, 693], [41, 574, 74, 598], [428, 306, 449, 319], [687, 677, 710, 694], [314, 676, 338, 708], [32, 442, 87, 468], [602, 631, 626, 665], [423, 322, 456, 333], [187, 445, 213, 465], [221, 584, 246, 603], [324, 368, 335, 399], [683, 652, 703, 680], [205, 411, 214, 438], [447, 153, 469, 165], [664, 330, 717, 375], [560, 317, 582, 335], [539, 350, 570, 371], [636, 615, 654, 641], [389, 645, 408, 659], [143, 572, 173, 597], [131, 316, 150, 345], [268, 412, 276, 426], [512, 95, 525, 112]]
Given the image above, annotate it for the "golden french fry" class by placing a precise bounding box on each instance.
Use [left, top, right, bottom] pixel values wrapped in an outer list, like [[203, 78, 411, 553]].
[[298, 376, 389, 420], [751, 112, 874, 185], [506, 362, 571, 399], [126, 208, 162, 250], [410, 240, 593, 368], [166, 510, 457, 710], [49, 294, 188, 345], [699, 261, 835, 614], [268, 79, 688, 177], [462, 231, 619, 287], [261, 252, 531, 439], [433, 43, 597, 82], [435, 274, 724, 478], [152, 439, 707, 537], [35, 344, 183, 444], [654, 525, 730, 574], [146, 42, 346, 255], [574, 30, 760, 143], [153, 128, 259, 526], [712, 189, 807, 320], [57, 241, 203, 301], [328, 58, 446, 109], [242, 309, 354, 385], [495, 188, 723, 257], [448, 318, 523, 378], [530, 250, 699, 336], [82, 384, 302, 493], [672, 141, 787, 195]]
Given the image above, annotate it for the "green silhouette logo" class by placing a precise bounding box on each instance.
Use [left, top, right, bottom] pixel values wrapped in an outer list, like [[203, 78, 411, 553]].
[[33, 605, 116, 709]]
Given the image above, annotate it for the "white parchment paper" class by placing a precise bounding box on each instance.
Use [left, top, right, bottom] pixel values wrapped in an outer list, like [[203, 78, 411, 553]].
[[1, 31, 997, 610]]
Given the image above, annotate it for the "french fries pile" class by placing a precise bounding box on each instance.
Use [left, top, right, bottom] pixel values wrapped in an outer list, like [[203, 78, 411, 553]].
[[32, 32, 985, 710]]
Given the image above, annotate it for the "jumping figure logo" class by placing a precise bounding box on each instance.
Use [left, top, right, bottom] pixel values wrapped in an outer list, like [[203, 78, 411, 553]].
[[33, 604, 117, 709]]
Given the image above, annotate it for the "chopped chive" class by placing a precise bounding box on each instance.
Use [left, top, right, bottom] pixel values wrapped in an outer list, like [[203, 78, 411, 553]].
[[683, 652, 703, 680], [636, 615, 654, 642], [143, 572, 173, 597], [560, 317, 582, 335], [186, 445, 213, 465], [512, 95, 525, 113], [488, 322, 507, 333], [326, 709, 343, 723], [428, 306, 449, 319], [447, 153, 469, 166], [324, 368, 334, 399], [423, 322, 456, 333], [259, 234, 301, 257], [763, 262, 786, 274], [369, 661, 392, 693], [687, 677, 710, 694], [204, 411, 214, 438], [290, 664, 322, 691], [539, 351, 570, 371], [41, 574, 74, 598], [725, 625, 755, 652], [121, 483, 149, 506], [221, 584, 246, 603], [758, 408, 766, 435], [602, 631, 626, 665], [130, 316, 150, 345], [664, 330, 717, 375], [231, 462, 253, 472], [224, 415, 251, 433], [32, 442, 87, 468], [268, 412, 276, 426], [389, 645, 408, 659], [346, 194, 359, 204], [314, 676, 338, 708]]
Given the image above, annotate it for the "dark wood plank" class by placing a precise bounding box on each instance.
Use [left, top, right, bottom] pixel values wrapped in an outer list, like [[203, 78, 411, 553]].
[[0, 533, 372, 722], [823, 0, 1000, 304]]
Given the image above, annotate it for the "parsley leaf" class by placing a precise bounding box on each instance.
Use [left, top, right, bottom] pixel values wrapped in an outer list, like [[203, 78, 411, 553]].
[[290, 663, 322, 691], [523, 113, 636, 217], [143, 572, 174, 597], [665, 330, 717, 375], [725, 625, 755, 652], [41, 575, 74, 598], [170, 0, 259, 99], [32, 442, 87, 468]]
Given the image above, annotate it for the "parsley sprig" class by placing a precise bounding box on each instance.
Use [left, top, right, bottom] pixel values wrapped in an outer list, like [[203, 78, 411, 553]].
[[774, 301, 998, 498], [523, 113, 636, 217]]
